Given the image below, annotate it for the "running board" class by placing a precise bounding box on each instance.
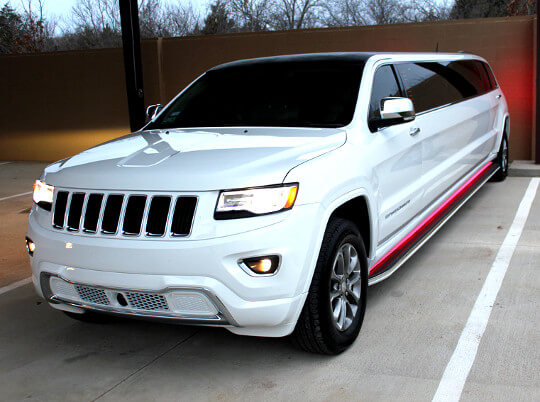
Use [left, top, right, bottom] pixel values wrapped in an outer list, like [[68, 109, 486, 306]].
[[368, 161, 499, 285]]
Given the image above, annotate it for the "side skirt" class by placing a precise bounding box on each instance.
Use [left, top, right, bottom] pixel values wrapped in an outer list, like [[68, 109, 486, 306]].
[[368, 161, 499, 285]]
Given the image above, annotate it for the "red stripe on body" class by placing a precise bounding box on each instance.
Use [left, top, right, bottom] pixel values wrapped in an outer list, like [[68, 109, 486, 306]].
[[369, 162, 493, 277]]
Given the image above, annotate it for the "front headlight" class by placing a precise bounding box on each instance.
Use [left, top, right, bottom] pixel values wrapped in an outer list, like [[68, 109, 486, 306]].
[[215, 183, 298, 219], [33, 180, 54, 211]]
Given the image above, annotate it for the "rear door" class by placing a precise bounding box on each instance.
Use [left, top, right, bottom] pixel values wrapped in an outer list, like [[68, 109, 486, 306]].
[[370, 64, 424, 245]]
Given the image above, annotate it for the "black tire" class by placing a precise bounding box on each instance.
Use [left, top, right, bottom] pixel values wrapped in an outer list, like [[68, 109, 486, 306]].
[[63, 310, 115, 324], [491, 130, 509, 182], [292, 217, 367, 355]]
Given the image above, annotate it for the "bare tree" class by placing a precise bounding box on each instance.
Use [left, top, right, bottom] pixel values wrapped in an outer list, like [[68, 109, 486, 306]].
[[361, 0, 411, 24], [228, 0, 274, 31], [163, 2, 201, 37], [0, 0, 56, 53], [322, 0, 369, 26], [62, 0, 201, 49], [71, 0, 120, 34], [507, 0, 536, 15], [269, 0, 323, 30], [409, 0, 451, 21]]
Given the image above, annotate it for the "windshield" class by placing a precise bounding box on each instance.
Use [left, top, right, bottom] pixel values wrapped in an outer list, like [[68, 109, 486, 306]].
[[148, 61, 364, 129]]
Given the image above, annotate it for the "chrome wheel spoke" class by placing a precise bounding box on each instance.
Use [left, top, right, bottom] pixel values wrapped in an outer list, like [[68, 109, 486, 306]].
[[332, 297, 342, 321], [330, 289, 340, 302], [348, 272, 361, 286], [343, 246, 351, 276], [332, 252, 345, 280], [337, 297, 346, 329], [348, 286, 360, 302]]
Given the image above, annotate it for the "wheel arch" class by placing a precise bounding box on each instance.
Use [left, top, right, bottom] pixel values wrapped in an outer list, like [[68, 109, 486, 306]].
[[503, 114, 510, 138], [327, 195, 372, 259]]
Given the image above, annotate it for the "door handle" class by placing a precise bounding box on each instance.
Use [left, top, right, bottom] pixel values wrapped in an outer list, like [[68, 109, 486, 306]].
[[409, 127, 421, 137], [496, 94, 502, 99]]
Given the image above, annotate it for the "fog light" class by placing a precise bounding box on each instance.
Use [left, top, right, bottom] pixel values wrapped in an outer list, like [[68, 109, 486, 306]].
[[241, 255, 280, 275], [25, 237, 35, 256]]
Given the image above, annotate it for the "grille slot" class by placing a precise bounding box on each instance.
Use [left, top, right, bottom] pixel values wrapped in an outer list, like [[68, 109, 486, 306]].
[[101, 195, 124, 234], [83, 194, 103, 233], [53, 191, 69, 228], [146, 196, 171, 236], [122, 195, 147, 235], [171, 196, 197, 236], [75, 285, 110, 305], [51, 190, 196, 239], [67, 193, 85, 231], [124, 292, 169, 311]]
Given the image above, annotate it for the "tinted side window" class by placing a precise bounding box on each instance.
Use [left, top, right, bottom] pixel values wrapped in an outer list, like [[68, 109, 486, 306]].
[[474, 61, 493, 92], [482, 62, 498, 89], [396, 62, 476, 113], [369, 65, 401, 122], [446, 60, 491, 94]]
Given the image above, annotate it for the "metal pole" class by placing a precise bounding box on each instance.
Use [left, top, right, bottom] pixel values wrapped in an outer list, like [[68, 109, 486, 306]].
[[119, 0, 145, 132], [536, 5, 540, 163]]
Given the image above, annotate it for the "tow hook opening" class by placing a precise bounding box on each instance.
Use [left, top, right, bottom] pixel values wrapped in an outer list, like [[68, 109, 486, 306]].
[[116, 293, 128, 306]]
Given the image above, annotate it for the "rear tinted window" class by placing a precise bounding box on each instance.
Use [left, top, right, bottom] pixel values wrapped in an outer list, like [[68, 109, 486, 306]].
[[396, 60, 496, 114], [446, 60, 491, 94], [482, 62, 498, 89], [149, 61, 365, 129]]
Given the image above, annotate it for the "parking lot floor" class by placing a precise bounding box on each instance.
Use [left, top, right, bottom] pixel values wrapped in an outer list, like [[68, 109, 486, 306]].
[[0, 161, 538, 401]]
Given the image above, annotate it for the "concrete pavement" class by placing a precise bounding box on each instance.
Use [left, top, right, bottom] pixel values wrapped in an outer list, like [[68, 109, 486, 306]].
[[0, 162, 538, 401]]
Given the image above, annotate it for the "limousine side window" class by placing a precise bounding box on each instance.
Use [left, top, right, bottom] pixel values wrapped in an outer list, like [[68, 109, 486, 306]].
[[396, 61, 495, 114], [482, 62, 499, 89], [368, 65, 402, 123], [446, 60, 491, 94], [396, 62, 471, 113]]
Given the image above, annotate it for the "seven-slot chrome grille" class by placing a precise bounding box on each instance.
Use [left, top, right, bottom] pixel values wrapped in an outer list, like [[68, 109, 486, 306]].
[[51, 190, 197, 238]]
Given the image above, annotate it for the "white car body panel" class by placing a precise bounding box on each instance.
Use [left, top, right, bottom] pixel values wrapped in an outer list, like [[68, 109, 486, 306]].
[[28, 52, 509, 337]]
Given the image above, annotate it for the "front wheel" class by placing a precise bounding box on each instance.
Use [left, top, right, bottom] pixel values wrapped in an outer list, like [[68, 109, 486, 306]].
[[292, 217, 367, 354]]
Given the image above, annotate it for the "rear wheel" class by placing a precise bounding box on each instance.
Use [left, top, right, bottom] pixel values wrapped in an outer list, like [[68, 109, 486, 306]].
[[491, 132, 509, 182], [292, 217, 367, 354]]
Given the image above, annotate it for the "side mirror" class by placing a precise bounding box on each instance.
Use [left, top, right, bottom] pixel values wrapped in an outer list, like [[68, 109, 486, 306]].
[[146, 104, 163, 122], [370, 97, 415, 130]]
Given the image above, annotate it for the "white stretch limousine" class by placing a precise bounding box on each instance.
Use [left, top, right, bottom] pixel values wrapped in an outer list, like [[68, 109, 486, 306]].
[[28, 52, 509, 354]]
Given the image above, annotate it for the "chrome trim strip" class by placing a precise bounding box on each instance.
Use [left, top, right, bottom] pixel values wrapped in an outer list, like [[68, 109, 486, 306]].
[[368, 164, 499, 286], [41, 272, 239, 326], [378, 160, 488, 246], [53, 298, 233, 326]]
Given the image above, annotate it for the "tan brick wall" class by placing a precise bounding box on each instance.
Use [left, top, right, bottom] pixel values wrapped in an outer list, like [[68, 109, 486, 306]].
[[0, 16, 534, 162]]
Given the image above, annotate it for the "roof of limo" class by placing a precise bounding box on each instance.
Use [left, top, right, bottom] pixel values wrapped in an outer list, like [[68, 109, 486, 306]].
[[210, 51, 477, 71], [210, 52, 376, 70]]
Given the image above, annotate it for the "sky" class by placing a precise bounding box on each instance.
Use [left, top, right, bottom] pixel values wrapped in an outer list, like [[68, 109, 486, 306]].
[[1, 0, 208, 30], [2, 0, 449, 32]]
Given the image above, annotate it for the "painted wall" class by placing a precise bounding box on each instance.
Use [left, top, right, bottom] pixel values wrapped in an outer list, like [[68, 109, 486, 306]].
[[0, 16, 534, 162]]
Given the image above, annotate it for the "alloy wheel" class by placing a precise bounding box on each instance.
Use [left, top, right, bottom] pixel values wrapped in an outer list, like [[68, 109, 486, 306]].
[[329, 243, 362, 331]]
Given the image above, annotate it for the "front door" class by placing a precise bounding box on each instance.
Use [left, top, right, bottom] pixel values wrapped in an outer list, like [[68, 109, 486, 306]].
[[369, 64, 424, 246]]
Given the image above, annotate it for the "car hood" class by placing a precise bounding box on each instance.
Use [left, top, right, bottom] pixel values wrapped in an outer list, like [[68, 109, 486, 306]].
[[43, 127, 347, 191]]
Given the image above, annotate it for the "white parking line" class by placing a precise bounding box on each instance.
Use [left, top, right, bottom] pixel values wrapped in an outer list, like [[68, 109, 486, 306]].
[[0, 277, 32, 296], [0, 191, 32, 202], [0, 162, 11, 166], [433, 178, 539, 402]]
